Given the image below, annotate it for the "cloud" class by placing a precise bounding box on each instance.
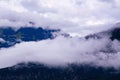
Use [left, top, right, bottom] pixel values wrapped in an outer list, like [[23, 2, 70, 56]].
[[0, 0, 120, 36], [0, 38, 5, 43], [0, 0, 120, 69], [0, 35, 120, 69]]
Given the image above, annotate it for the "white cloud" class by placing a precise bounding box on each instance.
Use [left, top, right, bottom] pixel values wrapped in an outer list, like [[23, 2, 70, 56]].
[[0, 0, 120, 36], [0, 0, 120, 69], [0, 38, 5, 43], [0, 36, 120, 69]]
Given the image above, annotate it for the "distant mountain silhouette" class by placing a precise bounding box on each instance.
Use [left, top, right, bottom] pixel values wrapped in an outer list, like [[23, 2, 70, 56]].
[[85, 26, 120, 41], [0, 62, 120, 80], [0, 27, 60, 48]]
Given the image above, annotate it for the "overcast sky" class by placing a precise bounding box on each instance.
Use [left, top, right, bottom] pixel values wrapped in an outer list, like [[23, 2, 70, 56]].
[[0, 0, 120, 69], [0, 0, 120, 36]]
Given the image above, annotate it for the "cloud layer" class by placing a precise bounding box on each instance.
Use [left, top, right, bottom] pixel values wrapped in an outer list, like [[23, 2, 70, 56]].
[[0, 35, 120, 69], [0, 0, 120, 36]]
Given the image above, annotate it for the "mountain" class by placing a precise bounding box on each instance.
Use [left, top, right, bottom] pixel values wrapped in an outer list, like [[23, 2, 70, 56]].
[[0, 27, 60, 48], [0, 63, 120, 80], [110, 27, 120, 40], [85, 26, 120, 41], [0, 26, 120, 80]]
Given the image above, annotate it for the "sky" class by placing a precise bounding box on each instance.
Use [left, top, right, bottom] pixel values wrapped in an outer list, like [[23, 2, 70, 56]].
[[0, 0, 120, 36], [0, 0, 120, 69]]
